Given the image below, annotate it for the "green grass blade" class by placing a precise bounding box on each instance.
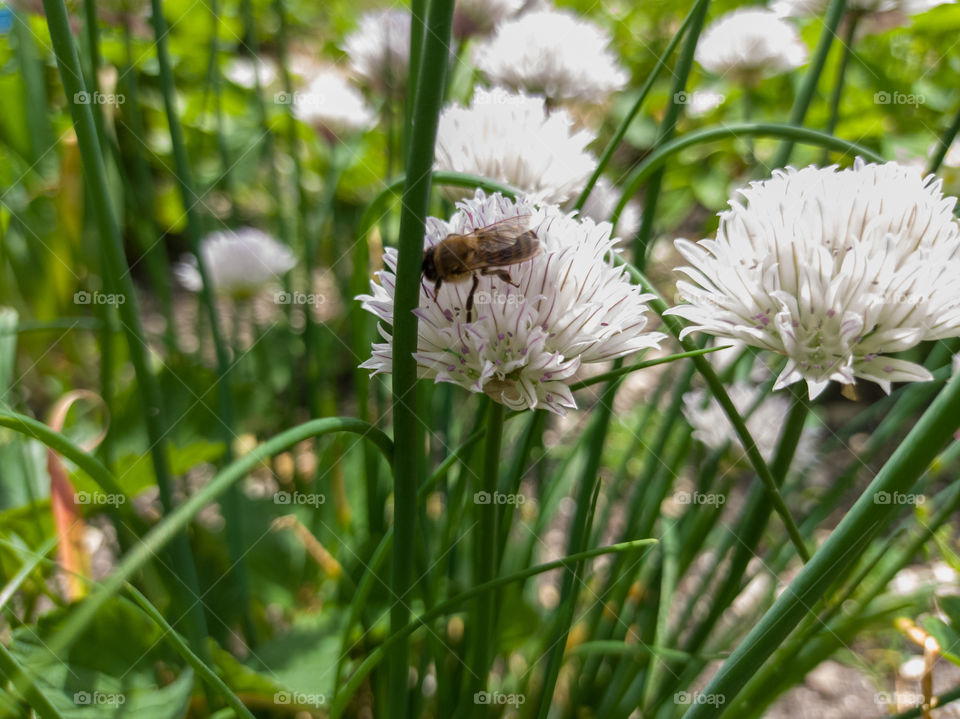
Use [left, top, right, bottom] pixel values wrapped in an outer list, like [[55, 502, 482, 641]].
[[388, 2, 456, 715]]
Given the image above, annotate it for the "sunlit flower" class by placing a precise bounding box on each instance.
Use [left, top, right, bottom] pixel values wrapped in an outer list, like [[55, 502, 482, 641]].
[[175, 228, 296, 298], [683, 382, 819, 466], [453, 0, 523, 39], [695, 8, 807, 83], [343, 9, 410, 94], [473, 8, 628, 103], [293, 69, 374, 138], [225, 56, 278, 89], [773, 0, 950, 34], [578, 176, 641, 240], [667, 160, 960, 398], [435, 87, 596, 204], [356, 190, 665, 415]]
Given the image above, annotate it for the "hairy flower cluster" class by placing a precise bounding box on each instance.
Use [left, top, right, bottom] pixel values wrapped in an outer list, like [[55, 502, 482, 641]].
[[668, 160, 960, 398], [695, 8, 808, 82], [473, 7, 627, 103], [357, 191, 664, 415], [293, 69, 374, 138], [773, 0, 950, 34], [175, 228, 296, 298], [435, 87, 596, 204], [343, 9, 411, 94]]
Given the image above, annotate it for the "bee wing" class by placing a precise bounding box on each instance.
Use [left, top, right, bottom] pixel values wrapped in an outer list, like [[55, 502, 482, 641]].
[[470, 215, 534, 248]]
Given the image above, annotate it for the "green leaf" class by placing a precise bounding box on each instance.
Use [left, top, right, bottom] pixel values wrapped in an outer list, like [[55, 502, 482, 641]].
[[923, 617, 960, 666], [939, 596, 960, 630], [8, 596, 194, 719]]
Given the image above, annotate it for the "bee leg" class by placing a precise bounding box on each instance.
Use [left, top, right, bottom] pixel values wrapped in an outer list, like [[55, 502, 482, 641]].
[[466, 273, 479, 323], [432, 278, 443, 304], [482, 268, 518, 287]]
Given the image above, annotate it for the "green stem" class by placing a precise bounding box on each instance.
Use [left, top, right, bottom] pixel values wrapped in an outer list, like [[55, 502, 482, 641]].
[[40, 0, 210, 656], [573, 0, 710, 211], [821, 13, 860, 163], [330, 538, 659, 719], [613, 123, 882, 229], [568, 346, 730, 391], [405, 0, 427, 163], [468, 400, 505, 708], [682, 372, 960, 718], [928, 101, 960, 174], [388, 2, 455, 715], [772, 0, 849, 167], [633, 0, 710, 264]]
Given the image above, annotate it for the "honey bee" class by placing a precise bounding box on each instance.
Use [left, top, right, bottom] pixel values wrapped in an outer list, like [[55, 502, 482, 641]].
[[421, 215, 541, 322]]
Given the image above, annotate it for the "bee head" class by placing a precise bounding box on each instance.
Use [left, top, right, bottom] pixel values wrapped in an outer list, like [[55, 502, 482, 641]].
[[421, 246, 437, 281]]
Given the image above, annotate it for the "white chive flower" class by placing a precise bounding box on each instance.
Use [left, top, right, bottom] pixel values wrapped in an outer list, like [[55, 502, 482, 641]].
[[343, 9, 411, 94], [435, 87, 597, 205], [473, 8, 628, 103], [667, 160, 960, 399], [292, 69, 375, 138], [577, 176, 641, 240], [453, 0, 523, 38], [773, 0, 951, 33], [683, 382, 819, 466], [356, 190, 665, 415], [175, 228, 296, 299], [695, 8, 808, 83], [224, 56, 278, 89]]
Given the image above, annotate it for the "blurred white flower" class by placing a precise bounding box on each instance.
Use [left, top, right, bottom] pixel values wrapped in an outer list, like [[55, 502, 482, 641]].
[[224, 56, 278, 89], [577, 176, 641, 240], [453, 0, 523, 38], [686, 88, 726, 117], [175, 228, 296, 298], [435, 87, 596, 204], [772, 0, 951, 34], [292, 69, 374, 138], [683, 382, 819, 466], [944, 141, 960, 169], [356, 190, 665, 415], [695, 8, 807, 83], [473, 8, 628, 103], [668, 160, 960, 398], [343, 9, 411, 94]]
